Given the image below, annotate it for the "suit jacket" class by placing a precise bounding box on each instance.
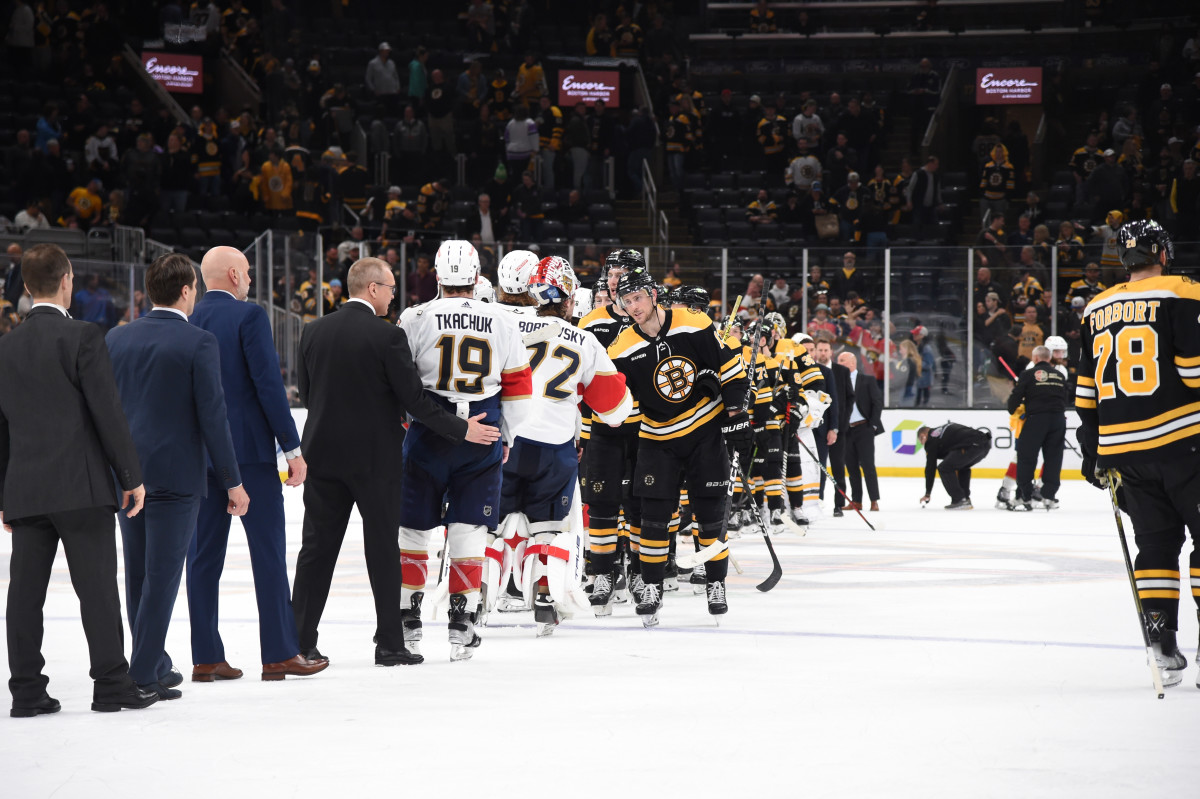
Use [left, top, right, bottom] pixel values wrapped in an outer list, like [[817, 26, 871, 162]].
[[105, 309, 241, 496], [829, 362, 854, 435], [462, 209, 500, 241], [0, 306, 142, 520], [298, 300, 467, 478], [908, 167, 943, 208], [849, 368, 885, 435], [190, 290, 300, 466]]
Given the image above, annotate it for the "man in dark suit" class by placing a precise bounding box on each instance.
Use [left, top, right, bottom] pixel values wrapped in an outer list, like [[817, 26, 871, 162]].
[[188, 246, 328, 682], [462, 192, 500, 244], [0, 243, 157, 716], [292, 257, 500, 665], [106, 254, 250, 701], [812, 337, 851, 516], [906, 155, 943, 233], [836, 350, 884, 512]]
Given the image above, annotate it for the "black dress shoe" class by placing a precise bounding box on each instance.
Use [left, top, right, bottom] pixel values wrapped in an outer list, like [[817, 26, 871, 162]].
[[159, 667, 183, 689], [139, 682, 182, 700], [11, 695, 61, 718], [375, 646, 423, 666], [832, 507, 844, 518], [92, 685, 160, 713], [301, 647, 329, 663]]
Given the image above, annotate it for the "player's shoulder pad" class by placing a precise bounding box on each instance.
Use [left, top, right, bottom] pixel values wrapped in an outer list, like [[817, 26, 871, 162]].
[[607, 324, 647, 359], [666, 309, 712, 335], [579, 306, 614, 329]]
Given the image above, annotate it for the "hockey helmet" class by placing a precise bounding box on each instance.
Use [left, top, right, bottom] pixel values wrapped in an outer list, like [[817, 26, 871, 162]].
[[1117, 219, 1174, 271], [601, 248, 647, 285], [474, 275, 496, 303], [675, 285, 711, 311], [1044, 335, 1068, 354], [497, 249, 540, 294], [792, 332, 814, 346], [434, 240, 481, 287], [528, 256, 578, 306], [572, 286, 594, 318], [615, 266, 657, 302], [764, 311, 786, 339]]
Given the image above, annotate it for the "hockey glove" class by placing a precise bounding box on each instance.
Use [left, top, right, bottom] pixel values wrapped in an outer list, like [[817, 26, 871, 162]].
[[721, 411, 753, 448], [694, 368, 722, 401]]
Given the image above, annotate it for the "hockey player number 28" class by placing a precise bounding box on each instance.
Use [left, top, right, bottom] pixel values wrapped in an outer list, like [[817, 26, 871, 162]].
[[435, 334, 493, 394], [527, 341, 581, 400], [1092, 324, 1159, 399]]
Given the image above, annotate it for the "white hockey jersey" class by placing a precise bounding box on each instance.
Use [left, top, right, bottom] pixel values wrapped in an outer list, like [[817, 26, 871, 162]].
[[512, 315, 633, 446], [399, 297, 533, 437]]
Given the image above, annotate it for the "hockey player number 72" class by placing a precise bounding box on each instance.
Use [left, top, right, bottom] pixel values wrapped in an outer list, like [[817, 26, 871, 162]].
[[435, 335, 492, 394], [527, 340, 581, 400], [1092, 325, 1159, 399]]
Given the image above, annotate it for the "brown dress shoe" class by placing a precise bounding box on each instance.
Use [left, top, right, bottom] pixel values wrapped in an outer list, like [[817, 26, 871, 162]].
[[262, 655, 330, 681], [870, 501, 880, 512], [192, 662, 243, 682], [847, 502, 861, 511]]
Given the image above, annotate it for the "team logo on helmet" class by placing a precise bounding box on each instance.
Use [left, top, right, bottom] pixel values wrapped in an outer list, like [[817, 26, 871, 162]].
[[654, 356, 696, 402]]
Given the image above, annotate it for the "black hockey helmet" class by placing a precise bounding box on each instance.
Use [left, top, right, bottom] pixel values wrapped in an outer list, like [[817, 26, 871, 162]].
[[601, 248, 647, 285], [675, 285, 711, 311], [1117, 219, 1174, 271], [615, 266, 657, 301]]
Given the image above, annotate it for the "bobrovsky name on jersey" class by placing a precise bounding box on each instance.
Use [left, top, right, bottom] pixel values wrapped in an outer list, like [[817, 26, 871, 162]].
[[518, 319, 588, 346]]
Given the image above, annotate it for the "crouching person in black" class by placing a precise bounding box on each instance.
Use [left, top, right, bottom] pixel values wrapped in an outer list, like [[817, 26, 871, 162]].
[[917, 423, 993, 509]]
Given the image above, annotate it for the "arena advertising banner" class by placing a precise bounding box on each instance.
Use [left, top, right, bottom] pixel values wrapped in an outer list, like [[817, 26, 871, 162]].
[[557, 69, 621, 108], [877, 408, 1084, 478], [142, 51, 204, 94], [975, 67, 1042, 105]]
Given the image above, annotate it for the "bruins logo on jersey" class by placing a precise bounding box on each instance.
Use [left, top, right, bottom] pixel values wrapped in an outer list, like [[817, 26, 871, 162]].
[[988, 172, 1003, 186], [654, 356, 696, 402]]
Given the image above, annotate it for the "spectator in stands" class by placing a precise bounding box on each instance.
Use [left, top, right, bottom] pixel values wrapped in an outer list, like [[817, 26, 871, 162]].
[[416, 179, 450, 230], [768, 278, 790, 308], [67, 178, 104, 229], [749, 0, 777, 32], [511, 170, 544, 240], [260, 147, 293, 214], [831, 251, 867, 301], [558, 190, 589, 226], [707, 89, 740, 171], [505, 104, 541, 186], [757, 101, 789, 182], [1068, 262, 1106, 306], [777, 191, 805, 227], [35, 104, 61, 153], [407, 252, 437, 306], [785, 139, 821, 191], [1031, 223, 1053, 267], [1054, 221, 1086, 272], [159, 133, 192, 215], [808, 304, 837, 339], [1070, 131, 1102, 205], [907, 58, 941, 149], [975, 214, 1009, 272], [1112, 106, 1143, 152], [1017, 306, 1043, 362], [71, 273, 116, 329], [746, 189, 778, 225], [14, 201, 47, 232], [194, 119, 223, 197], [663, 98, 692, 190], [365, 42, 401, 113], [627, 107, 656, 195], [974, 265, 1006, 308], [457, 60, 488, 115], [336, 227, 367, 264], [587, 99, 613, 189], [408, 47, 429, 113], [834, 98, 878, 171], [463, 194, 500, 245], [1083, 148, 1129, 219], [427, 70, 457, 168], [907, 155, 943, 233], [1170, 159, 1200, 239], [974, 291, 1010, 351], [979, 143, 1015, 225], [830, 171, 865, 243], [465, 0, 495, 49], [1018, 191, 1043, 228], [586, 13, 614, 57], [663, 263, 684, 289], [3, 244, 23, 308], [824, 132, 857, 193], [1012, 260, 1043, 306], [84, 122, 119, 180], [514, 53, 547, 107], [792, 99, 824, 153], [394, 105, 429, 185], [228, 150, 259, 216], [1007, 214, 1034, 248], [563, 103, 591, 190]]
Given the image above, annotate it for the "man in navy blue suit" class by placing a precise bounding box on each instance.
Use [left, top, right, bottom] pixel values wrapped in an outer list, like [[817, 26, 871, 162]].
[[187, 246, 327, 682], [106, 254, 250, 701]]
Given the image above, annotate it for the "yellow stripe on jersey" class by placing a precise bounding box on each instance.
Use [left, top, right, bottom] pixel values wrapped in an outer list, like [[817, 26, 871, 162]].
[[796, 365, 823, 387], [1098, 400, 1200, 435], [1175, 354, 1200, 368], [607, 327, 649, 360], [1099, 421, 1200, 456], [1134, 569, 1181, 578], [665, 308, 713, 333], [640, 397, 725, 441], [1076, 375, 1096, 387]]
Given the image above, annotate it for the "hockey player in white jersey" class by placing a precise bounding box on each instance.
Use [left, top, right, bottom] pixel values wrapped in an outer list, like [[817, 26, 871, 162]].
[[397, 240, 534, 661], [788, 330, 832, 525], [496, 249, 540, 316], [496, 256, 633, 636]]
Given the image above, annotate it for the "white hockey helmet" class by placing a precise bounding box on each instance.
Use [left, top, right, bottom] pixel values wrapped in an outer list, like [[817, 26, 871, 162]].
[[792, 332, 814, 346], [1044, 335, 1068, 354], [434, 240, 480, 287], [572, 286, 594, 319], [474, 275, 496, 303], [497, 249, 540, 294], [528, 256, 578, 306]]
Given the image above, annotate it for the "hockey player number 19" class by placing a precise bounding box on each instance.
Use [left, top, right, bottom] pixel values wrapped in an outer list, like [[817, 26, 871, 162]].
[[435, 334, 493, 394], [1092, 324, 1160, 399], [528, 340, 581, 400]]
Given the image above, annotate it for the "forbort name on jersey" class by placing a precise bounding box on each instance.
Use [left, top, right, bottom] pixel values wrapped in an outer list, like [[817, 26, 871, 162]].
[[1087, 300, 1160, 334], [435, 313, 494, 333]]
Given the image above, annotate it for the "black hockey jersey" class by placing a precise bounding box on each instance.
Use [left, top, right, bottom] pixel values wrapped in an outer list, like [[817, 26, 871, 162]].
[[609, 309, 749, 443], [1076, 275, 1200, 465]]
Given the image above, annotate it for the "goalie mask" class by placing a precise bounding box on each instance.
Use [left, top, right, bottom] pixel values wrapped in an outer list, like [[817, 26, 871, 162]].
[[528, 256, 578, 306], [764, 311, 786, 340]]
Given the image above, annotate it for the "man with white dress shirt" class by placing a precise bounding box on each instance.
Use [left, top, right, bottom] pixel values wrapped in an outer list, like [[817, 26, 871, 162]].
[[836, 351, 884, 512]]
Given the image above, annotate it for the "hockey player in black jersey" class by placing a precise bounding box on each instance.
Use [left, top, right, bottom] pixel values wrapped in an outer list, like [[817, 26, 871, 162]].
[[609, 268, 750, 625], [579, 249, 645, 615], [1076, 219, 1200, 688]]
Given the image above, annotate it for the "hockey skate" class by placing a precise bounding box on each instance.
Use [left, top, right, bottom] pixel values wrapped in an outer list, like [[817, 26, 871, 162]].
[[1041, 498, 1060, 510], [613, 568, 630, 604], [589, 572, 616, 617], [664, 554, 680, 593], [791, 506, 809, 526], [628, 569, 646, 603], [401, 591, 423, 658], [706, 580, 728, 616], [636, 582, 662, 628], [1146, 610, 1186, 687], [769, 507, 787, 535], [995, 487, 1013, 510], [690, 562, 707, 594], [534, 592, 559, 638], [945, 498, 973, 510], [448, 594, 482, 662], [497, 575, 528, 613], [738, 507, 762, 537], [1008, 497, 1034, 512], [1031, 484, 1044, 504]]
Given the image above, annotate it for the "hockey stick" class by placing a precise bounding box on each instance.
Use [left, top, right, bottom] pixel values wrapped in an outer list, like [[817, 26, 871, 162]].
[[1105, 470, 1165, 699], [792, 430, 878, 531], [741, 322, 783, 592]]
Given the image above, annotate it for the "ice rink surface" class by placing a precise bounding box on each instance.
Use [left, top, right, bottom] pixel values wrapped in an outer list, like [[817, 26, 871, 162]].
[[2, 476, 1198, 798]]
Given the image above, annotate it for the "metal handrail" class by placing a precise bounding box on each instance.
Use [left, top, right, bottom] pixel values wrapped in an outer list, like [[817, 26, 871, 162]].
[[642, 159, 658, 242]]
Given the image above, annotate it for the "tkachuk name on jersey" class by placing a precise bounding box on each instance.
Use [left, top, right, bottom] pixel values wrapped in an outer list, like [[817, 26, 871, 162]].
[[1086, 299, 1160, 333], [435, 312, 495, 333]]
